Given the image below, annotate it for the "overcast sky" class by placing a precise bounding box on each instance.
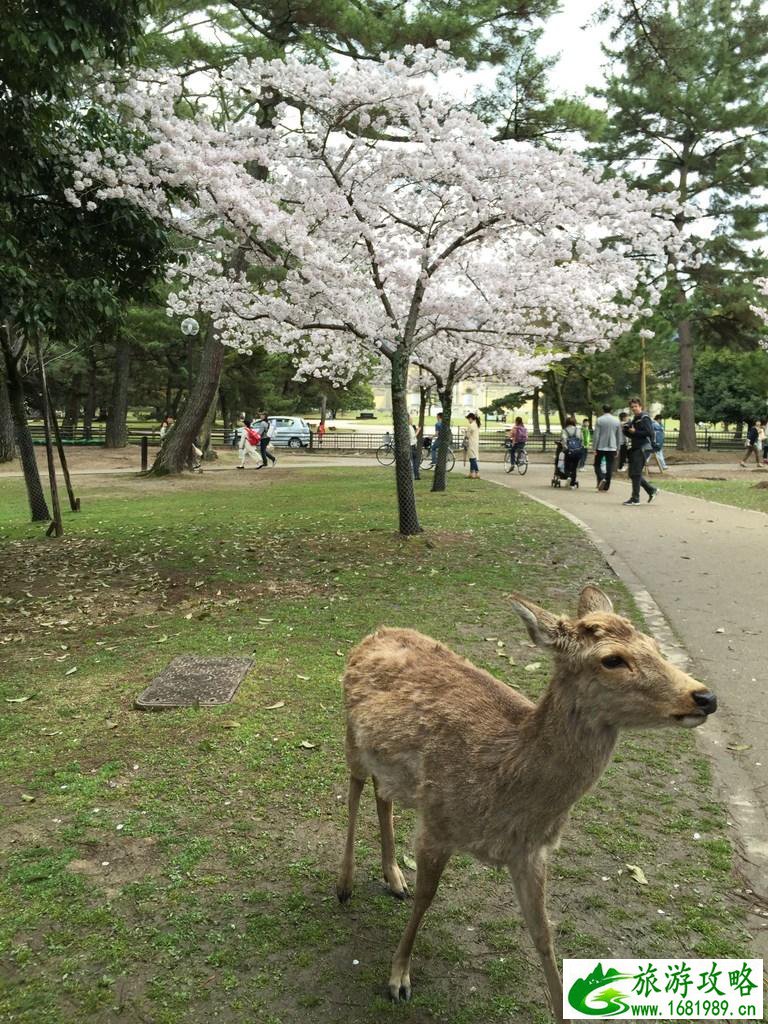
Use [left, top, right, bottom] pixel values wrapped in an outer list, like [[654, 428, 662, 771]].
[[539, 1, 611, 95]]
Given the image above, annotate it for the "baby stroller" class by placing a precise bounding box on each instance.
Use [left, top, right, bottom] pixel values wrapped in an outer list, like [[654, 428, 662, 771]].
[[551, 442, 569, 488]]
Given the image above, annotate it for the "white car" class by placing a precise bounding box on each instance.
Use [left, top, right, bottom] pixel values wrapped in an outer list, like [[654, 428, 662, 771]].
[[267, 416, 311, 448]]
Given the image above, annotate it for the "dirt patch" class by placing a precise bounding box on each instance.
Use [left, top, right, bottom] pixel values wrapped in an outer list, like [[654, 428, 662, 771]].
[[66, 836, 162, 897]]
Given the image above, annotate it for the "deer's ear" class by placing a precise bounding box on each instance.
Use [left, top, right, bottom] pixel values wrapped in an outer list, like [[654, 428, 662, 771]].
[[510, 595, 563, 649], [577, 585, 614, 617]]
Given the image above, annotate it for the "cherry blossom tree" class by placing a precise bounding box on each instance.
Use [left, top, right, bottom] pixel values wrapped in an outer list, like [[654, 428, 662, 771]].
[[74, 47, 685, 533]]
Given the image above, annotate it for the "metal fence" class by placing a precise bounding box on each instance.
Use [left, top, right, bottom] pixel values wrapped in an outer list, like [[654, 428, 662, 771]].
[[26, 424, 748, 451]]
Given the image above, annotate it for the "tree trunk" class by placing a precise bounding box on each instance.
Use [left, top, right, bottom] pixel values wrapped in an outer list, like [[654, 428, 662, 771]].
[[105, 334, 131, 448], [200, 388, 219, 461], [544, 391, 551, 434], [319, 393, 327, 425], [531, 386, 540, 436], [82, 355, 97, 440], [548, 371, 567, 427], [1, 327, 50, 521], [62, 375, 81, 438], [0, 368, 16, 462], [390, 348, 421, 535], [677, 316, 697, 450], [417, 384, 429, 443], [431, 382, 453, 494], [150, 323, 225, 475]]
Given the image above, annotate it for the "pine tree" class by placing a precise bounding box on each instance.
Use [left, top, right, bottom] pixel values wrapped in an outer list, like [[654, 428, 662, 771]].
[[591, 0, 768, 449]]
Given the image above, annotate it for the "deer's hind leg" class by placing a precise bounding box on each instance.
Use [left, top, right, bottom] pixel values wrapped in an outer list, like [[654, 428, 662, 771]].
[[373, 776, 409, 899]]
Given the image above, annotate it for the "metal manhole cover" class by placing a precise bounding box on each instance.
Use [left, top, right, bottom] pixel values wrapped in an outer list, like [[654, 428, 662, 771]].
[[135, 656, 253, 710]]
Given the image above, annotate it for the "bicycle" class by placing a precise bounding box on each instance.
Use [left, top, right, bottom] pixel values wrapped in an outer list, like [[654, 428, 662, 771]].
[[504, 444, 528, 475], [421, 443, 455, 472], [376, 442, 395, 467]]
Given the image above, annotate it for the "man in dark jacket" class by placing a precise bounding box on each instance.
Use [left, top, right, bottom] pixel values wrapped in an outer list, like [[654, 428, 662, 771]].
[[623, 398, 658, 505]]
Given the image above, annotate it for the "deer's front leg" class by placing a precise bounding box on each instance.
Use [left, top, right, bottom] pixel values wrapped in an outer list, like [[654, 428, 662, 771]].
[[509, 851, 565, 1024], [388, 843, 449, 1002]]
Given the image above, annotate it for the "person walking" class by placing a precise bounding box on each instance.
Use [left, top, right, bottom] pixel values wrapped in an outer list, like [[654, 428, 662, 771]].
[[617, 412, 630, 471], [464, 412, 481, 479], [739, 420, 761, 468], [560, 416, 584, 489], [316, 420, 326, 446], [761, 418, 768, 465], [579, 418, 591, 469], [409, 416, 421, 480], [255, 412, 277, 469], [648, 414, 668, 472], [592, 404, 622, 492], [237, 417, 262, 469], [623, 397, 657, 505]]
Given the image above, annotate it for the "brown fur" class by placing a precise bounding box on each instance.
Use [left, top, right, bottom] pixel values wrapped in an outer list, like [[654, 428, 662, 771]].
[[336, 586, 716, 1021]]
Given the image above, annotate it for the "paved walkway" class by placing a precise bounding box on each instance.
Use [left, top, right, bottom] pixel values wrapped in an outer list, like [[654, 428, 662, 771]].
[[485, 461, 768, 929]]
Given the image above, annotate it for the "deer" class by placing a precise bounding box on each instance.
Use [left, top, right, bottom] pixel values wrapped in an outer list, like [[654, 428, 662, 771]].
[[336, 585, 717, 1022]]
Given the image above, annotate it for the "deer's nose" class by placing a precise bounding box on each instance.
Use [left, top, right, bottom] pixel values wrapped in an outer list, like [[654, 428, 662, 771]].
[[693, 690, 718, 715]]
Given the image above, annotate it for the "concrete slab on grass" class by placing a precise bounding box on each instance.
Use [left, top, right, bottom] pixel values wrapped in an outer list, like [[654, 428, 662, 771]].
[[135, 656, 253, 710]]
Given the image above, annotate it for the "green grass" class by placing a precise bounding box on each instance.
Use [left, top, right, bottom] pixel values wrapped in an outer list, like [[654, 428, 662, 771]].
[[0, 469, 750, 1024], [659, 477, 768, 514]]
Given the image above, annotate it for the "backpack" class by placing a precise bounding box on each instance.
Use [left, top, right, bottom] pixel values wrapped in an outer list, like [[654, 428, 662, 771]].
[[516, 425, 528, 443], [564, 428, 583, 454], [245, 426, 261, 446], [651, 421, 663, 452]]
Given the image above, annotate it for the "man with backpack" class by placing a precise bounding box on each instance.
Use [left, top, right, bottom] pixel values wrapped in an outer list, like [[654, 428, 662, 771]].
[[622, 398, 658, 505], [237, 417, 262, 469], [560, 416, 584, 489]]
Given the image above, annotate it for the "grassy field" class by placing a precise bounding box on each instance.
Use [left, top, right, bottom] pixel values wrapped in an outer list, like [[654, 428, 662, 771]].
[[0, 469, 751, 1024], [659, 476, 768, 514]]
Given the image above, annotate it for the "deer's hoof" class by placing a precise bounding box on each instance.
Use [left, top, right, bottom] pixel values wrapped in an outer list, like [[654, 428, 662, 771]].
[[386, 865, 409, 899], [336, 886, 352, 904], [388, 970, 411, 1002]]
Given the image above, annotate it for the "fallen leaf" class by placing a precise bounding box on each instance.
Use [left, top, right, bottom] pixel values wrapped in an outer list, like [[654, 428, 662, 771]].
[[221, 720, 241, 729], [299, 740, 316, 749], [155, 635, 169, 644], [626, 863, 648, 885], [335, 650, 344, 657], [21, 793, 35, 803], [727, 743, 751, 752], [296, 674, 310, 681], [714, 628, 725, 634], [403, 855, 417, 871], [258, 618, 274, 624], [5, 695, 34, 703], [105, 720, 118, 730], [65, 666, 78, 676], [524, 662, 542, 672], [265, 701, 285, 710]]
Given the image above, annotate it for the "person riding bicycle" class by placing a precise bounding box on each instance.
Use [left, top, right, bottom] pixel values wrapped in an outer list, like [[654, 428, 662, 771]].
[[506, 417, 528, 464]]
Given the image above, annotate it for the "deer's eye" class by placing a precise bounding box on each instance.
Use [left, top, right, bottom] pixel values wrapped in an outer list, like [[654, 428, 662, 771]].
[[601, 655, 627, 670]]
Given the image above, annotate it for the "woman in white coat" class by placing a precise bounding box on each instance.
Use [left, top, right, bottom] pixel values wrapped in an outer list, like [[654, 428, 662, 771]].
[[464, 413, 481, 479]]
